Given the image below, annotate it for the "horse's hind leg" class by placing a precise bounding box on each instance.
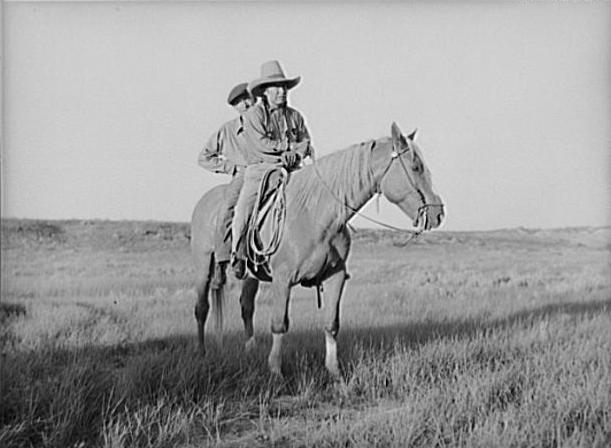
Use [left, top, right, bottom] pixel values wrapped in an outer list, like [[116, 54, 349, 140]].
[[240, 277, 260, 352], [194, 253, 214, 356], [322, 269, 347, 378]]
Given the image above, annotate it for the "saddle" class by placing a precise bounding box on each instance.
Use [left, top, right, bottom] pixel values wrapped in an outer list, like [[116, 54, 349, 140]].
[[245, 166, 290, 281]]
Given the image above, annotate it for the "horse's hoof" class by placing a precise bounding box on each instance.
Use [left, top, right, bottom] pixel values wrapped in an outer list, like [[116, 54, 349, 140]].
[[328, 370, 341, 382], [245, 337, 257, 353], [268, 363, 283, 377], [325, 362, 341, 379], [332, 378, 349, 402]]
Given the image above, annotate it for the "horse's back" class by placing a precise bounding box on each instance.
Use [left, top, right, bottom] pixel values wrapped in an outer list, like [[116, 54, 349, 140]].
[[191, 184, 227, 262]]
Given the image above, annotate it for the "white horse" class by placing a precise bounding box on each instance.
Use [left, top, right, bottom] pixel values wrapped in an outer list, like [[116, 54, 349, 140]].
[[191, 123, 444, 376]]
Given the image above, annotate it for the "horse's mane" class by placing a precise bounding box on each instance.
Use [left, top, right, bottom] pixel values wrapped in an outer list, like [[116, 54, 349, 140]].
[[290, 139, 384, 224]]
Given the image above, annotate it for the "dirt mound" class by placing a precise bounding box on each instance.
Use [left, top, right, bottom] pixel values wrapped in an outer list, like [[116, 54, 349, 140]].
[[535, 227, 611, 249], [0, 302, 27, 325], [1, 219, 193, 251], [2, 219, 608, 251], [1, 220, 67, 247]]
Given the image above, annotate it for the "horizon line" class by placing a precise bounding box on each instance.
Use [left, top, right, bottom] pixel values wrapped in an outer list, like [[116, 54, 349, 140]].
[[1, 216, 609, 234]]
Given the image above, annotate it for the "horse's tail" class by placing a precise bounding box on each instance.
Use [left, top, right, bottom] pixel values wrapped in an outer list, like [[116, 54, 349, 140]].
[[210, 255, 225, 342], [210, 284, 225, 338]]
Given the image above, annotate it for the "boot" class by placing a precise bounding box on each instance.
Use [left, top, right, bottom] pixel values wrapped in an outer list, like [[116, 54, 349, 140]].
[[231, 254, 247, 280]]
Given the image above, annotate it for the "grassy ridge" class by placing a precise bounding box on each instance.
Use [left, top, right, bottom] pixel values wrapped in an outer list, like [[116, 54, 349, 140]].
[[1, 220, 610, 447]]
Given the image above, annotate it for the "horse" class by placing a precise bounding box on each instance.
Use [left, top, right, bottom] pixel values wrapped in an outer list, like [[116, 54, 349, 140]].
[[190, 122, 444, 376]]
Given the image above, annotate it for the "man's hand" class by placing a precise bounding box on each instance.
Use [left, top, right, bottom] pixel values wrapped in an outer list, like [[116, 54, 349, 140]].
[[281, 150, 301, 168], [290, 141, 315, 161]]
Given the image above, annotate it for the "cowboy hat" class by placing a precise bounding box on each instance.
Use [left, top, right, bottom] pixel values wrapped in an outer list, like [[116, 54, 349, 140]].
[[227, 82, 250, 105], [248, 60, 301, 97]]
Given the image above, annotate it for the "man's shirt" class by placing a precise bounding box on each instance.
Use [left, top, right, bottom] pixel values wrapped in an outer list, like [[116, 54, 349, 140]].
[[198, 116, 249, 175], [242, 101, 312, 164]]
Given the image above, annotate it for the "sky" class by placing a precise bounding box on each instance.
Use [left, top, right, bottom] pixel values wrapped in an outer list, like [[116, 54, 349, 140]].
[[2, 1, 610, 231]]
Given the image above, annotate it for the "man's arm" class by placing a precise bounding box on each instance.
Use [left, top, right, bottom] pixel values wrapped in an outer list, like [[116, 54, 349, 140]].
[[198, 129, 236, 174], [290, 111, 314, 160]]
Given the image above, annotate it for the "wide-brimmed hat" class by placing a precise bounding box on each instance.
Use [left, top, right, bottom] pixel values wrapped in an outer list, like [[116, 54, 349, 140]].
[[248, 60, 301, 97], [227, 82, 250, 105]]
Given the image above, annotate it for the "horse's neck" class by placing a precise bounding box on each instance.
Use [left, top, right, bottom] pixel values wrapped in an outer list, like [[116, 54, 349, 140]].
[[295, 140, 379, 229], [329, 164, 377, 225]]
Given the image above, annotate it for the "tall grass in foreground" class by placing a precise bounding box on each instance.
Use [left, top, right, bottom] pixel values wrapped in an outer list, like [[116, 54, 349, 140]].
[[1, 222, 610, 447], [2, 312, 610, 447]]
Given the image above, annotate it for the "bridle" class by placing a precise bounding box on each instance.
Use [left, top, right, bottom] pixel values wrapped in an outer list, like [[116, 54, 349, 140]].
[[312, 137, 444, 242], [374, 138, 445, 231]]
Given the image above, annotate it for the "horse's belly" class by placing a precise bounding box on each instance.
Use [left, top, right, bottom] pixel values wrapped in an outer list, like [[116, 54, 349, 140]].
[[297, 243, 345, 284]]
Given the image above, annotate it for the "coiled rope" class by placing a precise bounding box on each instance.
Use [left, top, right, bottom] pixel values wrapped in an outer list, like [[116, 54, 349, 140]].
[[246, 166, 289, 264]]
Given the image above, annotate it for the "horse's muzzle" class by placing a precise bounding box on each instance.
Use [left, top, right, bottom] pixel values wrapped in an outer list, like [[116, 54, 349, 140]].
[[415, 203, 444, 231]]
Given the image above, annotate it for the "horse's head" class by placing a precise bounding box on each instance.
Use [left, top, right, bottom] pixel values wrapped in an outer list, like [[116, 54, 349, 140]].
[[375, 122, 444, 231]]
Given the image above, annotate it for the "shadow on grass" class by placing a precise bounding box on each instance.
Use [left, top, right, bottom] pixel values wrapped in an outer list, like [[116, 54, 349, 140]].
[[2, 298, 609, 447], [337, 297, 611, 355], [4, 297, 610, 384], [4, 297, 610, 376]]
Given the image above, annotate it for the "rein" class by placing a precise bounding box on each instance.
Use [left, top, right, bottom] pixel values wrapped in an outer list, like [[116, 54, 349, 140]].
[[314, 163, 422, 236], [311, 140, 435, 243]]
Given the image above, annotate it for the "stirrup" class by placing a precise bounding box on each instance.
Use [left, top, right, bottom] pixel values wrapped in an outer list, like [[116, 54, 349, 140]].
[[210, 261, 227, 289]]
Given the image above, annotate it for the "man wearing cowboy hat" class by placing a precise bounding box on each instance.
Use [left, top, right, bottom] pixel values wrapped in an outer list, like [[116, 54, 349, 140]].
[[230, 60, 315, 278], [199, 82, 254, 288]]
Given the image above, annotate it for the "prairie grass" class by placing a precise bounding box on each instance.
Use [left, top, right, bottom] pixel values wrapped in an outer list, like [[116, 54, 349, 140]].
[[1, 220, 610, 447]]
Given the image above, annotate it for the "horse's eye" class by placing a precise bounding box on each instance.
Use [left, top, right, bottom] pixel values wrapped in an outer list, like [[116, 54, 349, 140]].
[[412, 162, 423, 174]]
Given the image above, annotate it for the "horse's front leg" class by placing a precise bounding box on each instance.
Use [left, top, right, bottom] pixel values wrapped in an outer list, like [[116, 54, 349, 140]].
[[323, 269, 348, 378], [239, 277, 259, 352], [268, 278, 292, 376]]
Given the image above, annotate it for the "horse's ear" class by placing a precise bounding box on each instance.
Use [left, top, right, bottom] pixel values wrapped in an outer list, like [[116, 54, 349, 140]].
[[408, 128, 418, 141], [391, 122, 408, 149]]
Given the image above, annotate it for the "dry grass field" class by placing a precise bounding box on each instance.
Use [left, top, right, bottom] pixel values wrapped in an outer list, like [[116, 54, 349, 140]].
[[1, 219, 610, 447]]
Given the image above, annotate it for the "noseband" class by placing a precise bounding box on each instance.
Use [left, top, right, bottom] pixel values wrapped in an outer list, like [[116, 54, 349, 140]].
[[376, 139, 445, 221]]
